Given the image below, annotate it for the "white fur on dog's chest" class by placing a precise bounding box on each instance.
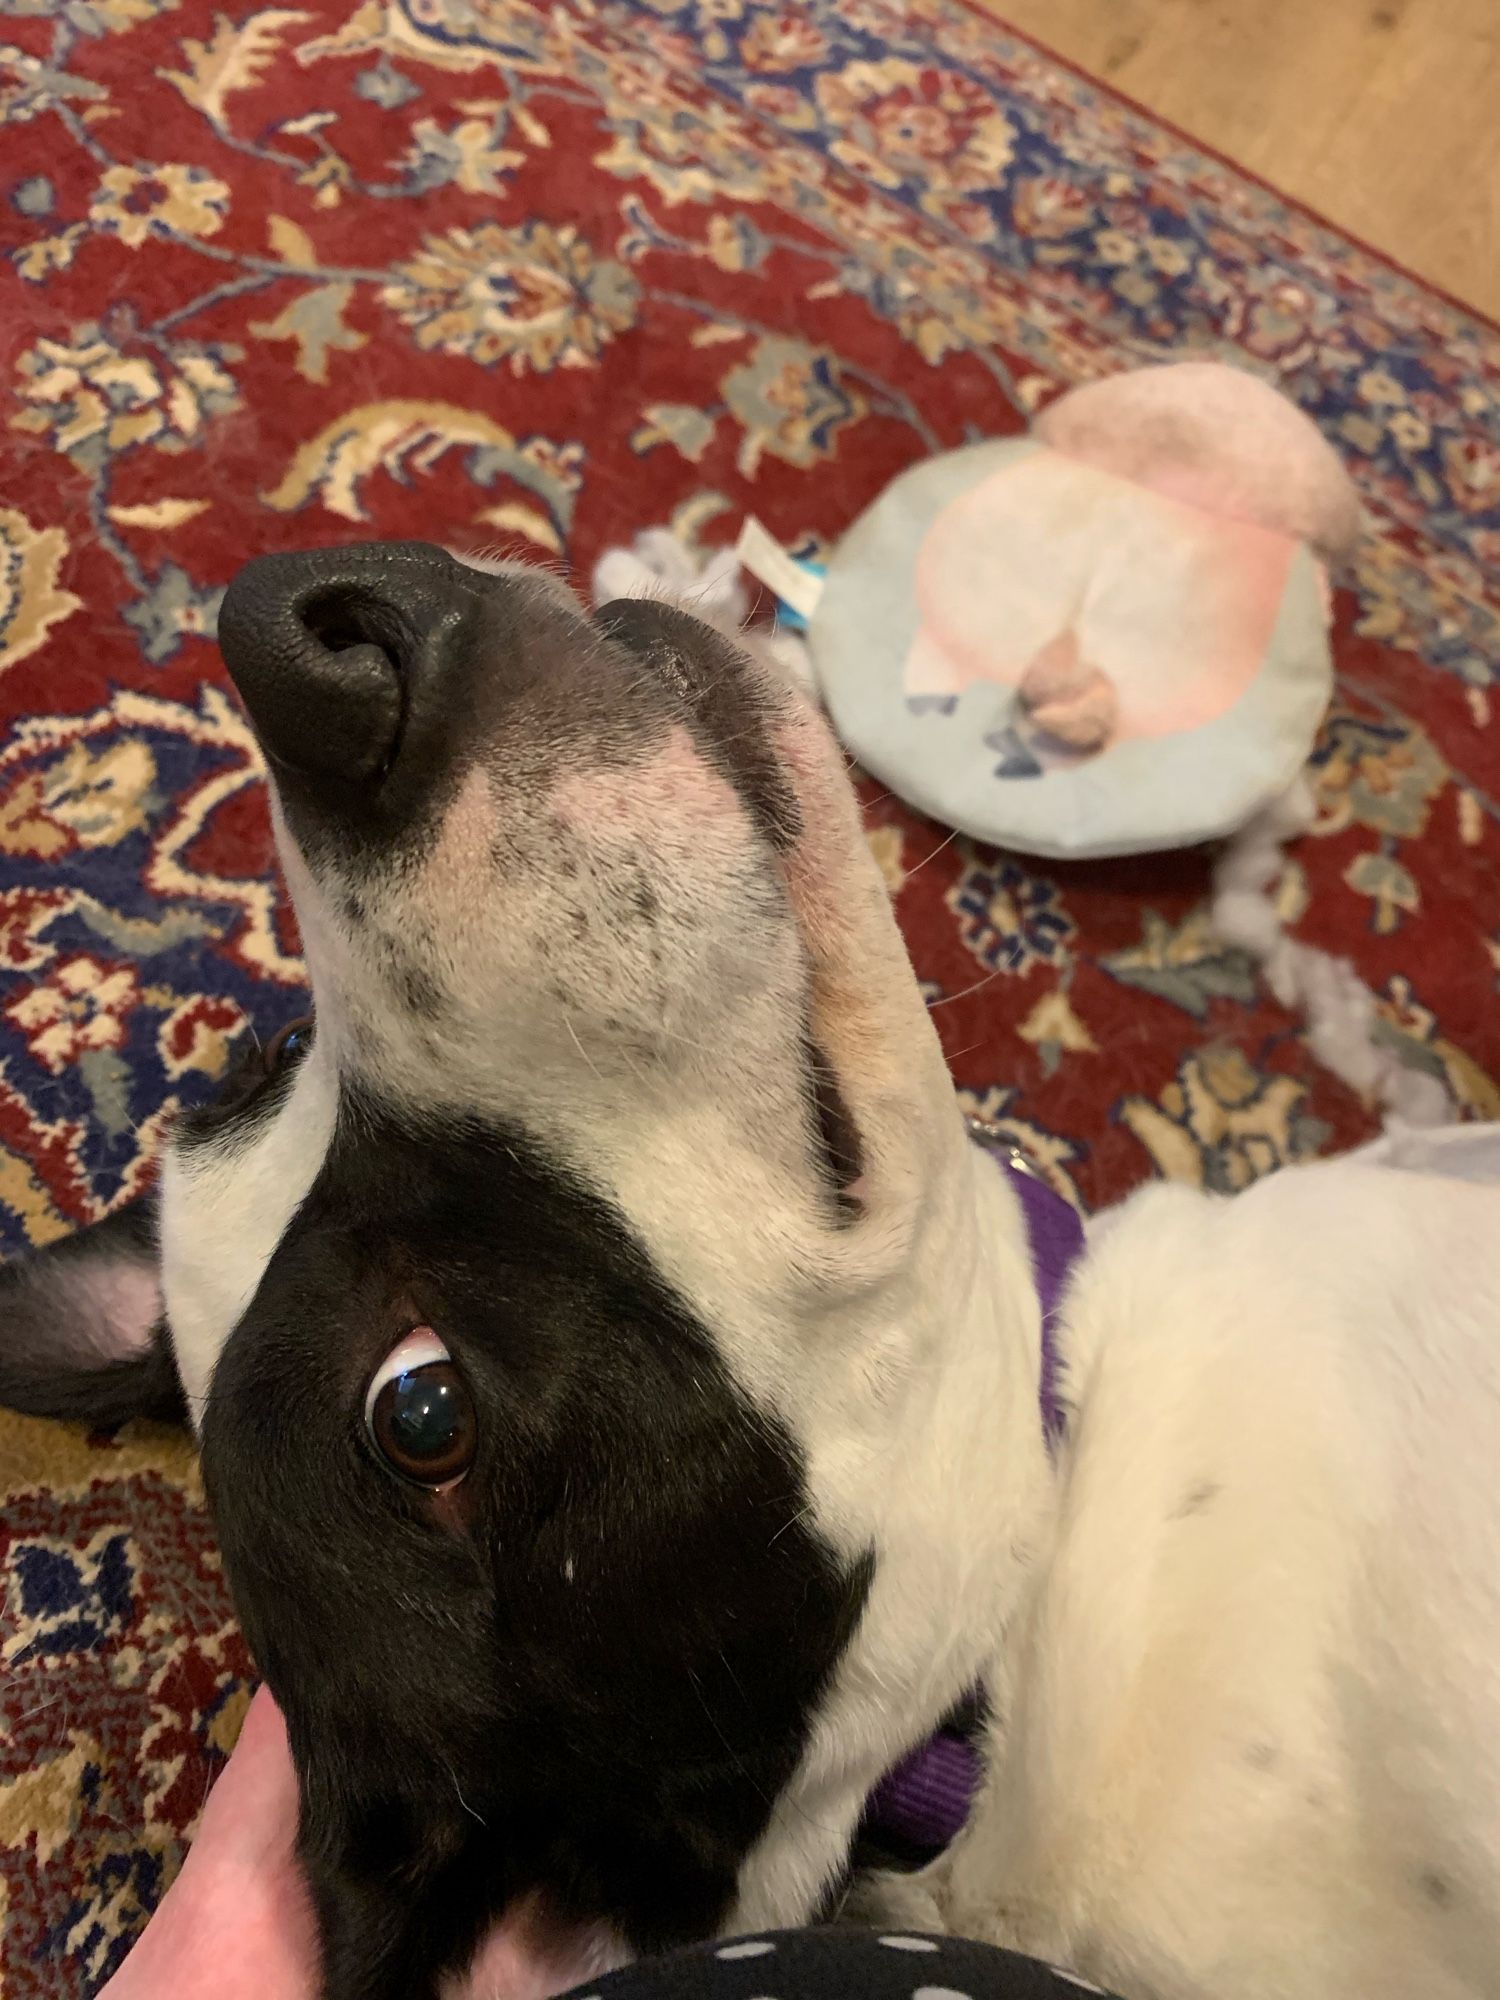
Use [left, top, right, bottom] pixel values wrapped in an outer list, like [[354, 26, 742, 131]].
[[930, 1159, 1500, 1999]]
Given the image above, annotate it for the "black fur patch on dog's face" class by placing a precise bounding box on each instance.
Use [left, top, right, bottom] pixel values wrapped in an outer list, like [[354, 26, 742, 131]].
[[200, 1096, 872, 2000]]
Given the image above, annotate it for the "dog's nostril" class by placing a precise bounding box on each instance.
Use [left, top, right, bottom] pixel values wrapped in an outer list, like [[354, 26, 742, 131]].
[[301, 587, 407, 670]]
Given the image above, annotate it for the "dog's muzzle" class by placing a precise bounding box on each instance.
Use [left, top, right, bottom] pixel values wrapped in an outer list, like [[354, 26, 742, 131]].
[[217, 538, 799, 868]]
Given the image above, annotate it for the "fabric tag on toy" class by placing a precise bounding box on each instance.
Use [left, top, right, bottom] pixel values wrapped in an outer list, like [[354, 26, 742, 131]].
[[735, 517, 826, 631]]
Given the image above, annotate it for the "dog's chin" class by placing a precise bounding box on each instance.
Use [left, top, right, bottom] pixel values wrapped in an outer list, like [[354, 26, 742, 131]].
[[440, 1895, 627, 2000]]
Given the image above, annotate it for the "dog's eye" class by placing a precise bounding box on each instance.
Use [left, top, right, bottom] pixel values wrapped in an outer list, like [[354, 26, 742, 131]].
[[363, 1328, 476, 1488], [264, 1015, 314, 1075]]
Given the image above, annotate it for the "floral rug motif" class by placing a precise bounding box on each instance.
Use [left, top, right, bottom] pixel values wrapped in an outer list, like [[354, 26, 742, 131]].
[[1, 0, 1498, 1989]]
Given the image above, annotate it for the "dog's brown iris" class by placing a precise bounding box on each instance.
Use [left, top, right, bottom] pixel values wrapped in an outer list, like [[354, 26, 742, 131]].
[[367, 1360, 476, 1487], [263, 1015, 314, 1075]]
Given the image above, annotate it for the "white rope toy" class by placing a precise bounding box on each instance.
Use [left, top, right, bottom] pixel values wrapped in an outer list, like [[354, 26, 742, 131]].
[[1212, 781, 1452, 1128], [592, 529, 817, 697]]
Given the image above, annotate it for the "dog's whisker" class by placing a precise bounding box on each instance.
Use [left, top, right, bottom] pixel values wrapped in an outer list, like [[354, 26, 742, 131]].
[[685, 1666, 771, 1812], [926, 952, 1023, 1009], [561, 1011, 605, 1082], [768, 1503, 813, 1548], [450, 1767, 488, 1827], [900, 825, 962, 878]]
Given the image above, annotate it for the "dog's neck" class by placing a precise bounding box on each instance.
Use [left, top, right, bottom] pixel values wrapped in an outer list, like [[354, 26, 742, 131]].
[[730, 1132, 1063, 1930]]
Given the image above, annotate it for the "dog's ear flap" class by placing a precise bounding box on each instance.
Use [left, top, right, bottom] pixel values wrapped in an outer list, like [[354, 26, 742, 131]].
[[0, 1198, 185, 1428]]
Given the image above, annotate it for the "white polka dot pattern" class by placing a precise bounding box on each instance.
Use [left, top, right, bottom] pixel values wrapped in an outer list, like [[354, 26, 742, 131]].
[[566, 1928, 1121, 2000]]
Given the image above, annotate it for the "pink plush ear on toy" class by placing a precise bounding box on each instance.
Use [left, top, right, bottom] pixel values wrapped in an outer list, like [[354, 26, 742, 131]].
[[1033, 360, 1363, 563]]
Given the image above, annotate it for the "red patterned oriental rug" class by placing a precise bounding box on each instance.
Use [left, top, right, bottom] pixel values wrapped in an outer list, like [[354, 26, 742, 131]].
[[1, 1, 1497, 1989]]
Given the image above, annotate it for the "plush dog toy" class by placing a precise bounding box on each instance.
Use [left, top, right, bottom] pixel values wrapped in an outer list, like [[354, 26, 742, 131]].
[[809, 360, 1361, 860]]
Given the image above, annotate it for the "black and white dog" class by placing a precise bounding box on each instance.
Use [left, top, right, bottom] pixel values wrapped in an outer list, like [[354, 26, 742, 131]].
[[4, 541, 1500, 2000]]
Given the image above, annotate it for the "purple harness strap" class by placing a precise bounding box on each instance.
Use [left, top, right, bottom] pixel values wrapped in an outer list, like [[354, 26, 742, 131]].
[[1005, 1155, 1079, 1452], [862, 1139, 1083, 1853]]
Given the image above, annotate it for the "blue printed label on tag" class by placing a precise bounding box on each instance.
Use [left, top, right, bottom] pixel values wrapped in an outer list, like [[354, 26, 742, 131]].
[[774, 559, 826, 632]]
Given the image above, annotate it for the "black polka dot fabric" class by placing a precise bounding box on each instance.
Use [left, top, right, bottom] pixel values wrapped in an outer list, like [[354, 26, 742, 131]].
[[569, 1928, 1119, 2000]]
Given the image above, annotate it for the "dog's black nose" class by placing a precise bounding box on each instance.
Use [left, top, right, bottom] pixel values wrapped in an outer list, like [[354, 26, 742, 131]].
[[218, 541, 477, 784]]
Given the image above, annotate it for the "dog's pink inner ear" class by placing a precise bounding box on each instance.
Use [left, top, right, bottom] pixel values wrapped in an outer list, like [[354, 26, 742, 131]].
[[7, 1221, 163, 1368], [65, 1260, 164, 1361], [0, 1200, 181, 1429]]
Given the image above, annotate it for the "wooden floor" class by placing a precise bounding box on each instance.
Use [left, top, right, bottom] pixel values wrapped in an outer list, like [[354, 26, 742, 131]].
[[982, 0, 1500, 322]]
